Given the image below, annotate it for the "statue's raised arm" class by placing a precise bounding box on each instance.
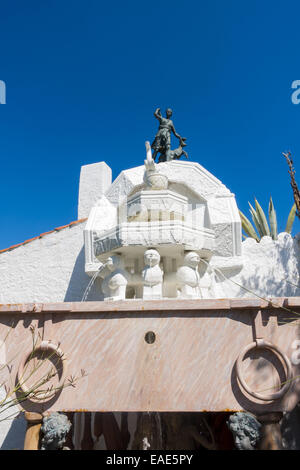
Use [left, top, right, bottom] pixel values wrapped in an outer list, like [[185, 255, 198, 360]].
[[154, 108, 162, 121]]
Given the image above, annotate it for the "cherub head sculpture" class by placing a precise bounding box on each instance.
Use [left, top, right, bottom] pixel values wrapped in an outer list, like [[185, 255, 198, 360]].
[[183, 251, 200, 269], [227, 412, 261, 450], [41, 412, 71, 450], [144, 249, 160, 268]]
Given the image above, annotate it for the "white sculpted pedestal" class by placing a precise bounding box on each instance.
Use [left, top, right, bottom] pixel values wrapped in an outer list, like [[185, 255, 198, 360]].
[[176, 252, 217, 299], [100, 255, 130, 301], [176, 252, 202, 298], [141, 249, 163, 300]]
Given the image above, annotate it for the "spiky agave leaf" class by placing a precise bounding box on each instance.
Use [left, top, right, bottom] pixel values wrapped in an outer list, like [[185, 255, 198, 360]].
[[248, 202, 264, 238], [239, 210, 259, 241], [268, 197, 278, 240], [255, 198, 271, 237], [285, 203, 296, 233]]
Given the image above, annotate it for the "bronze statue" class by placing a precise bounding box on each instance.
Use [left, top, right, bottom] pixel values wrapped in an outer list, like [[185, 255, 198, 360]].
[[151, 108, 187, 162], [158, 137, 188, 163]]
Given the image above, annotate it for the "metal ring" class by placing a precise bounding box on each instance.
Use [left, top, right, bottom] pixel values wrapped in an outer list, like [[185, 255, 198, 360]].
[[236, 339, 293, 401], [18, 340, 66, 403]]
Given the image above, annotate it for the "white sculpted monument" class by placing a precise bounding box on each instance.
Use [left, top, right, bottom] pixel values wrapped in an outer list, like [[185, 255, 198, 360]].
[[84, 111, 243, 301], [142, 249, 163, 300], [98, 255, 130, 301]]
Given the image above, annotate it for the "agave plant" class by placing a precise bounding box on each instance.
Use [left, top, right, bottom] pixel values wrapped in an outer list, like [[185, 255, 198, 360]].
[[239, 197, 296, 242]]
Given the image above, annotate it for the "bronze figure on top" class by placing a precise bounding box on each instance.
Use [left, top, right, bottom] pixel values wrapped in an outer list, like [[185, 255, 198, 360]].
[[151, 108, 188, 162]]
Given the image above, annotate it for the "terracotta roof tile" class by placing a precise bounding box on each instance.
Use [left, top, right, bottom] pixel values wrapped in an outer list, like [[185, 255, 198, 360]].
[[0, 218, 87, 255]]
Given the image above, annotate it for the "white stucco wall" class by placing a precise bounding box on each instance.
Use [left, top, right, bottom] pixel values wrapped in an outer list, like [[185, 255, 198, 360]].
[[221, 232, 300, 298], [0, 221, 103, 304]]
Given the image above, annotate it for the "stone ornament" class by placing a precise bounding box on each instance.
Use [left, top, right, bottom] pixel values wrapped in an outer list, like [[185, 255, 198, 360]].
[[18, 340, 66, 403], [176, 252, 202, 298], [41, 412, 71, 450], [97, 250, 218, 301], [126, 189, 187, 224], [142, 249, 163, 300], [144, 141, 168, 190], [85, 156, 243, 283], [227, 412, 261, 450], [236, 338, 293, 401], [176, 252, 218, 299], [100, 255, 130, 301]]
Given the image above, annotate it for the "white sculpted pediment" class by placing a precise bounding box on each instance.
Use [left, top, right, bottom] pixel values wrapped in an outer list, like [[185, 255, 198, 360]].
[[105, 160, 230, 206]]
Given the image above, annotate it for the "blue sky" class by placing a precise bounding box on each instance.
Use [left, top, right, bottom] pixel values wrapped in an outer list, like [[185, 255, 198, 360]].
[[1, 0, 300, 249]]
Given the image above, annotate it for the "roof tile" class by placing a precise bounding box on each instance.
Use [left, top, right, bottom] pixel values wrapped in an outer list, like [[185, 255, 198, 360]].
[[0, 218, 87, 255]]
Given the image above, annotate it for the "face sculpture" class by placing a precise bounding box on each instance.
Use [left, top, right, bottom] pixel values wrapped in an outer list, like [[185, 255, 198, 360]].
[[41, 412, 71, 450], [166, 108, 173, 118], [227, 412, 261, 450], [184, 252, 200, 269], [144, 249, 160, 268]]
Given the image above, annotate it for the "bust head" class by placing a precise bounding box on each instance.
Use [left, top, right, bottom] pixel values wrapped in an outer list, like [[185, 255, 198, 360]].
[[41, 412, 71, 450], [183, 251, 200, 269], [144, 249, 160, 267], [227, 412, 261, 450], [166, 108, 173, 118]]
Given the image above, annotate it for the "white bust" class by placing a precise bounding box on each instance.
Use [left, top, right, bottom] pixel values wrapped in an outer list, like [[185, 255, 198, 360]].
[[101, 255, 129, 301], [142, 249, 163, 299], [177, 252, 217, 299], [176, 252, 201, 298]]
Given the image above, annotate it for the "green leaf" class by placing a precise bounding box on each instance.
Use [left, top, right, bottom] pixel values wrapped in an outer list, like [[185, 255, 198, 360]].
[[255, 198, 270, 237], [239, 210, 259, 241], [285, 203, 296, 233], [248, 203, 264, 238], [268, 197, 278, 240]]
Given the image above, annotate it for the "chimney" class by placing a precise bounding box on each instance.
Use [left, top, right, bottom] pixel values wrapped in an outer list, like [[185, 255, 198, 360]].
[[78, 161, 112, 219]]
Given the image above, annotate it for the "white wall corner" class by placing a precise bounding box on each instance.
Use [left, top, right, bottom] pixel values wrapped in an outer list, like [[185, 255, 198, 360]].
[[78, 162, 112, 219]]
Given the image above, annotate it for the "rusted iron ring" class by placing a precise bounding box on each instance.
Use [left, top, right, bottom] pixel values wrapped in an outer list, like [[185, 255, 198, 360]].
[[18, 340, 66, 402], [236, 339, 293, 401]]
